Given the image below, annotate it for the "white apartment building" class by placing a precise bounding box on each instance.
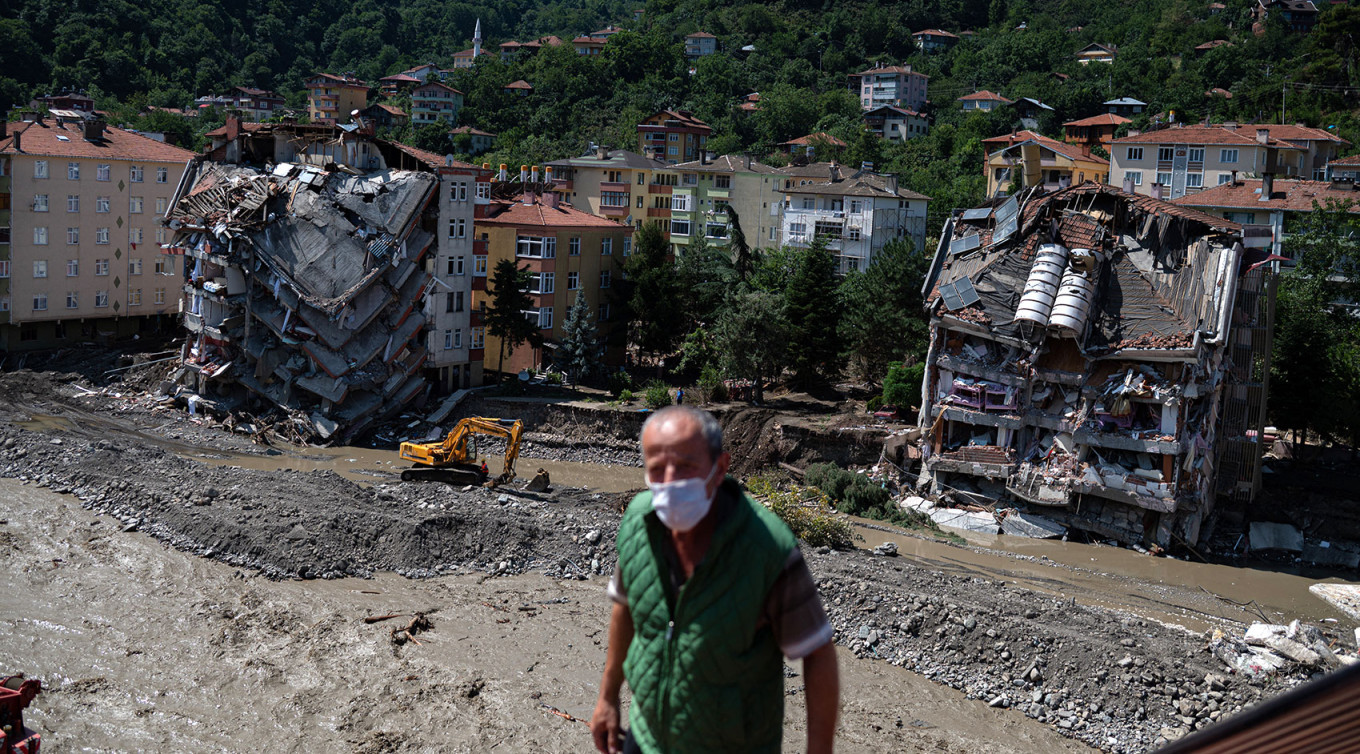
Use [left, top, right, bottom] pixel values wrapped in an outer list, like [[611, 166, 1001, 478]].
[[425, 153, 492, 392], [778, 164, 930, 274], [0, 112, 193, 350], [1109, 124, 1305, 200], [850, 65, 929, 112]]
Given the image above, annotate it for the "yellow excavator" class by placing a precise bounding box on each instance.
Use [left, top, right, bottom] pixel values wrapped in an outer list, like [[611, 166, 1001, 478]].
[[398, 417, 524, 486]]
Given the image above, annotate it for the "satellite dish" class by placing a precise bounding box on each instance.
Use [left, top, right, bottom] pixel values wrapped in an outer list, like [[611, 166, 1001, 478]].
[[518, 369, 531, 382], [168, 219, 184, 230]]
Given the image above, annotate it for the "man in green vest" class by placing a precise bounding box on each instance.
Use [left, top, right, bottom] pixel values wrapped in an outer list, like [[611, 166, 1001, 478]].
[[591, 406, 840, 754]]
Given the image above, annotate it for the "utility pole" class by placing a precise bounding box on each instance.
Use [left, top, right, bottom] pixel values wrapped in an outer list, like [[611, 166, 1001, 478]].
[[1281, 80, 1286, 125]]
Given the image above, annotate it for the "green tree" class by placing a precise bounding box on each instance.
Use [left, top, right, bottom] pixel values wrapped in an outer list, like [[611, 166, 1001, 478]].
[[675, 233, 734, 330], [837, 238, 931, 381], [484, 258, 542, 380], [714, 286, 788, 404], [784, 240, 842, 388], [726, 204, 759, 283], [557, 290, 602, 389], [623, 222, 684, 364]]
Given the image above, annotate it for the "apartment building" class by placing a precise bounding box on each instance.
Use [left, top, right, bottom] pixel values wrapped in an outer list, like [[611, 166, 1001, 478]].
[[1256, 123, 1351, 180], [0, 113, 193, 351], [573, 36, 606, 55], [958, 90, 1012, 112], [305, 73, 369, 124], [982, 130, 1109, 197], [778, 163, 930, 274], [473, 192, 630, 375], [545, 147, 668, 228], [1104, 97, 1146, 117], [912, 29, 959, 53], [193, 87, 287, 121], [850, 65, 929, 112], [669, 154, 783, 250], [921, 184, 1268, 547], [684, 32, 718, 58], [636, 110, 712, 165], [1109, 124, 1303, 200], [378, 74, 421, 97], [411, 82, 464, 128], [864, 105, 930, 142], [1063, 113, 1131, 149], [1254, 0, 1319, 32], [1174, 177, 1360, 259]]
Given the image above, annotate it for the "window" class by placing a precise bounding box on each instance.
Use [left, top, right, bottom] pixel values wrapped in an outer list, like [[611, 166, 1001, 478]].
[[0, 260, 7, 277], [1156, 172, 1172, 186], [128, 258, 142, 275], [33, 294, 47, 311], [600, 269, 611, 288], [97, 164, 110, 181], [67, 227, 79, 245], [444, 330, 455, 350], [670, 195, 691, 212], [155, 197, 167, 214], [130, 289, 142, 306], [849, 200, 863, 213], [451, 255, 465, 275], [154, 288, 165, 305], [475, 183, 490, 200], [669, 219, 691, 236], [516, 235, 556, 258], [33, 194, 48, 212], [130, 165, 144, 182], [668, 133, 679, 142], [1157, 147, 1174, 162], [472, 327, 485, 349], [682, 173, 697, 186], [454, 291, 464, 311], [34, 227, 48, 245], [601, 191, 629, 208], [95, 227, 109, 245], [801, 197, 815, 210], [569, 237, 581, 256], [66, 292, 79, 309], [130, 228, 143, 244], [715, 175, 731, 189], [601, 238, 613, 255], [474, 256, 487, 275], [532, 272, 554, 294], [67, 162, 80, 180], [451, 181, 468, 202], [156, 167, 168, 183], [705, 223, 728, 239], [1126, 147, 1144, 161], [0, 297, 7, 312], [34, 160, 48, 179], [636, 196, 644, 209], [567, 271, 579, 289], [34, 260, 48, 278], [96, 196, 109, 213], [446, 292, 456, 312], [1127, 171, 1143, 186], [1220, 149, 1239, 163], [156, 227, 166, 243], [1187, 173, 1203, 188], [789, 222, 807, 235], [453, 329, 462, 348], [94, 291, 108, 308], [129, 196, 143, 214], [1217, 173, 1233, 185], [846, 227, 863, 241], [623, 237, 632, 256], [1189, 148, 1204, 163], [538, 307, 553, 329], [155, 258, 170, 274], [67, 195, 79, 212], [667, 145, 678, 156], [67, 258, 80, 276], [599, 303, 610, 321], [1226, 211, 1256, 224]]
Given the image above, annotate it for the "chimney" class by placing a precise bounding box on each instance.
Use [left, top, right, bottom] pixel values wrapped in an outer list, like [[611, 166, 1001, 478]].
[[544, 166, 554, 182], [1260, 173, 1274, 201], [11, 130, 19, 152], [1151, 183, 1164, 200], [522, 191, 535, 206], [83, 118, 105, 142], [542, 190, 560, 208], [0, 121, 6, 140], [828, 161, 841, 182], [703, 149, 715, 164], [1223, 121, 1238, 129], [886, 174, 898, 195], [596, 144, 609, 159], [1128, 129, 1141, 137], [1256, 128, 1269, 144], [1122, 174, 1135, 193], [225, 114, 240, 142]]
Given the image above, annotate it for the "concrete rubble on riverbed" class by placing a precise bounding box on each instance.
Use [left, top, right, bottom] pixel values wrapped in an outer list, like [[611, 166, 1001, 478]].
[[915, 183, 1277, 548]]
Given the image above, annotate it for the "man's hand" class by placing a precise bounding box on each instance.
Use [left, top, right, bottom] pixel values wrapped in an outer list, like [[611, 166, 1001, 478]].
[[591, 693, 623, 753], [592, 603, 634, 753]]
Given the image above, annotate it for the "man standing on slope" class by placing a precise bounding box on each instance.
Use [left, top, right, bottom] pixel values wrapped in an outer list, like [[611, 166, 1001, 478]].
[[591, 406, 840, 753]]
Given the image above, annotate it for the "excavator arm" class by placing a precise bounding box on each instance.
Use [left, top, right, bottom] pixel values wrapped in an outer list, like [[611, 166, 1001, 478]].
[[399, 417, 524, 486]]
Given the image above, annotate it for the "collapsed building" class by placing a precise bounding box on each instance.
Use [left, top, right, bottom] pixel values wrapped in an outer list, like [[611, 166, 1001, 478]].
[[917, 182, 1276, 547], [163, 120, 480, 442]]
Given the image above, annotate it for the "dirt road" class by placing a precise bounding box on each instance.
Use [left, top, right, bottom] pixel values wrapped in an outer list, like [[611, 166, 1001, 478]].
[[0, 480, 1086, 753]]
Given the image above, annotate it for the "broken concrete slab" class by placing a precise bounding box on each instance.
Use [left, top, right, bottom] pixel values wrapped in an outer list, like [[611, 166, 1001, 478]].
[[1248, 521, 1304, 553], [899, 495, 936, 515], [1000, 510, 1067, 539], [1301, 542, 1360, 569], [428, 389, 471, 425], [930, 507, 1000, 535], [1244, 623, 1288, 646], [1309, 583, 1360, 621]]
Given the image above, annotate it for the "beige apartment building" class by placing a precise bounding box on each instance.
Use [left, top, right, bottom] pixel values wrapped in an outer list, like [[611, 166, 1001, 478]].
[[1108, 124, 1304, 201], [0, 113, 193, 351]]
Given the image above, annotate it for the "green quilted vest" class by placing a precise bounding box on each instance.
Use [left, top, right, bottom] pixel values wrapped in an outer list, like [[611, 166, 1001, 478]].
[[616, 478, 798, 754]]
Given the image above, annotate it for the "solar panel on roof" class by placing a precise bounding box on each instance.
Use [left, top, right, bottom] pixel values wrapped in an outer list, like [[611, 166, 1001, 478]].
[[955, 278, 981, 308], [961, 208, 993, 221], [995, 196, 1019, 224], [940, 282, 965, 311], [993, 215, 1018, 245], [950, 234, 982, 255]]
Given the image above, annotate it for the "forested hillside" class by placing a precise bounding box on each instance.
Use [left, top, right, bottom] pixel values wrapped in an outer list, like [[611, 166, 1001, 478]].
[[3, 0, 1357, 216]]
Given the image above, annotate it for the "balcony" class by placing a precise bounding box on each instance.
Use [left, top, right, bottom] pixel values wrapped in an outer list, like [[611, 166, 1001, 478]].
[[550, 178, 574, 191], [646, 207, 670, 218], [647, 184, 672, 194], [600, 205, 629, 217], [600, 181, 630, 192]]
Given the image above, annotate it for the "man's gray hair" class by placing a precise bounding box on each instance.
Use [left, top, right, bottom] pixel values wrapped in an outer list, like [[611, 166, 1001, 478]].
[[641, 406, 724, 458]]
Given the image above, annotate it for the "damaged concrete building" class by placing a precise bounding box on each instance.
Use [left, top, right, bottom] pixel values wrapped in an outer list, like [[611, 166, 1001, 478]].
[[917, 182, 1275, 547], [164, 119, 488, 441]]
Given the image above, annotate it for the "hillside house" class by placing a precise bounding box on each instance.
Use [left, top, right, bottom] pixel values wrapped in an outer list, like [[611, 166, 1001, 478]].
[[913, 29, 960, 53], [982, 130, 1109, 197], [850, 66, 929, 112], [959, 91, 1012, 112], [864, 105, 930, 142]]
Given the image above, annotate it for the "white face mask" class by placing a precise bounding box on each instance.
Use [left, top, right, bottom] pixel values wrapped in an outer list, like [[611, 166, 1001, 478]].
[[648, 463, 720, 533]]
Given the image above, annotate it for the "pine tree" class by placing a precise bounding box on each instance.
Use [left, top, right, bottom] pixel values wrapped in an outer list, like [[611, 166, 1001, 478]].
[[484, 258, 541, 379], [558, 290, 602, 389], [714, 286, 788, 405], [836, 238, 931, 381], [675, 232, 734, 330], [623, 222, 684, 364], [784, 239, 841, 388], [726, 205, 759, 284]]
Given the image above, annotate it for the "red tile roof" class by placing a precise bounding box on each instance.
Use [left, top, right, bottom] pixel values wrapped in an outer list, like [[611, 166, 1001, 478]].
[[686, 31, 716, 38], [1063, 113, 1131, 128], [1113, 124, 1303, 148], [852, 65, 928, 78], [781, 132, 847, 148], [387, 141, 478, 170], [380, 74, 421, 83], [1173, 178, 1360, 213], [414, 81, 463, 95], [640, 110, 711, 131], [958, 90, 1012, 103], [479, 196, 630, 228], [1195, 39, 1234, 50], [982, 130, 1107, 163], [1205, 88, 1234, 99], [1, 120, 196, 163], [450, 126, 496, 137], [307, 73, 368, 88], [1330, 154, 1360, 166], [1258, 123, 1350, 146], [377, 104, 407, 116], [504, 80, 534, 90], [913, 29, 959, 39]]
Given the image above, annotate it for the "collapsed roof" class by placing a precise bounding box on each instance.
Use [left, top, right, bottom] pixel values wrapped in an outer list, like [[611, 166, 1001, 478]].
[[926, 182, 1242, 356]]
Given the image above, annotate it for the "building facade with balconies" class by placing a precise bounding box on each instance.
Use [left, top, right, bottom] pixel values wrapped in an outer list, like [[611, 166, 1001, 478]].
[[305, 73, 369, 124], [636, 110, 711, 165], [982, 130, 1109, 198], [850, 65, 929, 112], [1109, 124, 1305, 201], [411, 82, 465, 128], [545, 147, 669, 229], [0, 112, 194, 351], [777, 164, 930, 274], [1173, 177, 1360, 260], [669, 154, 782, 251]]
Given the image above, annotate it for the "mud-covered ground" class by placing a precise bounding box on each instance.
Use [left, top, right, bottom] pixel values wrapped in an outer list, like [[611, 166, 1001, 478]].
[[0, 366, 1355, 753]]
